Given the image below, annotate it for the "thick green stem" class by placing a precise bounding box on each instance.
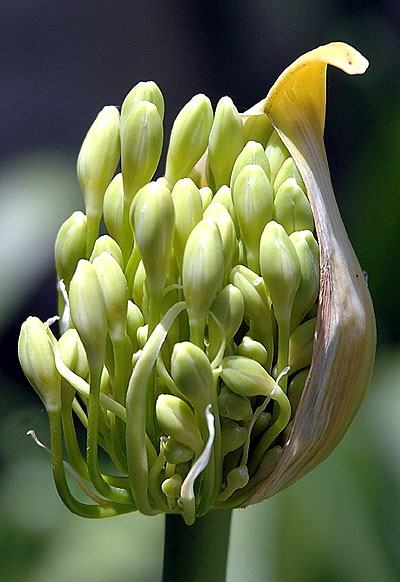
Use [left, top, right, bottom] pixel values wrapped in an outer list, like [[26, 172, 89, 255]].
[[163, 509, 232, 582]]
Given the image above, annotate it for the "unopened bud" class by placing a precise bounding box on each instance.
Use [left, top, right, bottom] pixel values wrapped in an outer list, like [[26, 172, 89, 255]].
[[288, 318, 316, 374], [162, 474, 183, 499], [55, 211, 87, 286], [220, 420, 248, 455], [274, 157, 305, 193], [92, 252, 128, 342], [221, 355, 276, 398], [156, 394, 203, 456], [212, 185, 238, 231], [77, 106, 120, 217], [207, 96, 243, 189], [218, 465, 249, 501], [121, 101, 163, 205], [171, 178, 203, 272], [171, 342, 213, 412], [126, 300, 144, 352], [58, 328, 89, 379], [230, 140, 270, 190], [289, 230, 319, 329], [165, 94, 213, 186], [242, 113, 273, 148], [130, 180, 175, 297], [18, 317, 61, 412], [163, 438, 194, 464], [69, 259, 107, 366], [121, 80, 164, 123], [233, 164, 273, 271], [182, 219, 224, 345], [287, 368, 309, 416], [236, 336, 269, 366], [265, 130, 290, 188], [199, 186, 213, 210], [230, 265, 273, 364], [203, 203, 238, 281], [58, 328, 88, 407], [273, 178, 314, 234], [209, 284, 244, 345], [260, 220, 301, 325], [218, 386, 252, 421], [90, 235, 123, 267], [132, 260, 147, 316]]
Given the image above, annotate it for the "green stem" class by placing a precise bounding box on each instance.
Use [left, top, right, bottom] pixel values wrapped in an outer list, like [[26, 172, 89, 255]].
[[86, 208, 101, 258], [47, 409, 134, 518], [126, 302, 186, 516], [162, 509, 232, 582]]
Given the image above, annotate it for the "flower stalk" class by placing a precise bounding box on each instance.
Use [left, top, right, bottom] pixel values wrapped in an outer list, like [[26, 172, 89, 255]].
[[19, 42, 375, 570]]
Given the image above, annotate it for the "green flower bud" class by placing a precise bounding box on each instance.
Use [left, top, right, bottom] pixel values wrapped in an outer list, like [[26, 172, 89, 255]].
[[212, 185, 238, 231], [229, 265, 273, 364], [77, 106, 120, 217], [58, 328, 88, 408], [207, 96, 244, 189], [103, 173, 124, 246], [209, 284, 244, 345], [220, 355, 276, 398], [233, 164, 273, 272], [218, 465, 249, 501], [273, 178, 314, 234], [236, 336, 269, 366], [220, 420, 248, 455], [251, 411, 272, 438], [218, 386, 252, 421], [136, 323, 148, 349], [161, 474, 183, 499], [18, 317, 61, 412], [121, 101, 163, 205], [203, 203, 238, 281], [126, 300, 144, 352], [274, 157, 305, 193], [130, 180, 175, 297], [69, 259, 107, 366], [165, 94, 213, 187], [156, 394, 203, 456], [121, 80, 164, 123], [208, 283, 244, 363], [163, 438, 194, 464], [199, 186, 213, 210], [132, 260, 147, 317], [171, 178, 203, 272], [242, 113, 273, 148], [287, 368, 309, 416], [55, 211, 87, 287], [182, 219, 224, 345], [248, 445, 282, 488], [90, 235, 123, 267], [265, 130, 290, 188], [289, 230, 319, 329], [171, 341, 213, 412], [259, 220, 301, 325], [92, 252, 128, 342], [230, 140, 270, 190], [288, 317, 316, 374], [58, 328, 89, 379]]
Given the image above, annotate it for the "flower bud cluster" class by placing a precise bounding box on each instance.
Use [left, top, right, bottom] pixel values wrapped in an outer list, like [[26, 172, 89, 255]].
[[19, 81, 320, 524]]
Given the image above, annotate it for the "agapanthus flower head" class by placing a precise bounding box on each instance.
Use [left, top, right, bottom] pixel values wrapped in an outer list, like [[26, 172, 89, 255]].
[[19, 42, 375, 525]]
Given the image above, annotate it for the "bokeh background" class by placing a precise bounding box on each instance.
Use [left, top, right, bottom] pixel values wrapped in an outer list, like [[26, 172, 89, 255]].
[[1, 2, 399, 580]]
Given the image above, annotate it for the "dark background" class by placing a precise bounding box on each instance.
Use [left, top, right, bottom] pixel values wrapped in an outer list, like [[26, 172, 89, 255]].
[[1, 2, 399, 581]]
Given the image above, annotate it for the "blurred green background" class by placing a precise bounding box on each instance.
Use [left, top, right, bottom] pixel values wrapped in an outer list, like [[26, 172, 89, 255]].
[[1, 2, 399, 580]]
